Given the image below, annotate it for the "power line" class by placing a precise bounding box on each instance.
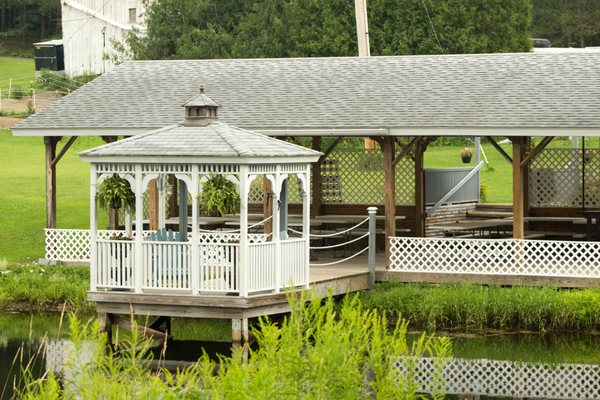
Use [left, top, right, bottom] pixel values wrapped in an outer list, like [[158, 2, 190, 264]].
[[421, 0, 444, 54], [63, 0, 114, 44]]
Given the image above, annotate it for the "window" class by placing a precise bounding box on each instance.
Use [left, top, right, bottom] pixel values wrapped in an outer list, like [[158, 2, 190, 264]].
[[128, 8, 137, 24]]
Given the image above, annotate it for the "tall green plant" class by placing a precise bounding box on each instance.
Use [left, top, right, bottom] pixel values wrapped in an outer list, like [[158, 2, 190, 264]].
[[199, 175, 239, 217], [20, 293, 451, 399]]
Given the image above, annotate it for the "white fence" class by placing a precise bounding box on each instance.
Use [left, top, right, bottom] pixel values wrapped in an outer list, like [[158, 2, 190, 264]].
[[389, 237, 600, 278], [46, 229, 125, 262], [398, 357, 600, 399], [96, 239, 135, 289]]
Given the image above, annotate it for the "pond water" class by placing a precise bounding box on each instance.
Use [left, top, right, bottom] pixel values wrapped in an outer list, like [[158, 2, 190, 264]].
[[2, 314, 600, 399]]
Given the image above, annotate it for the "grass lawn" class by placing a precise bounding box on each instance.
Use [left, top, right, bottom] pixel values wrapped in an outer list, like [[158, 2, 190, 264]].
[[0, 57, 35, 94], [0, 130, 103, 263]]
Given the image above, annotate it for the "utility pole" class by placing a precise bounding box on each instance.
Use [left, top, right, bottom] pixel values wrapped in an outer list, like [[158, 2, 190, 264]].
[[355, 0, 376, 150]]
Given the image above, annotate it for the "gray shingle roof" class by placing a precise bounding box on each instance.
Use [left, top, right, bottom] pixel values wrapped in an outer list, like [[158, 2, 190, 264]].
[[14, 52, 600, 133], [79, 120, 321, 159]]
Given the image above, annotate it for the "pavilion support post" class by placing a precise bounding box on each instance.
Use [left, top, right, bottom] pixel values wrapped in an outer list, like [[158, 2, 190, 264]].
[[148, 180, 159, 230], [44, 136, 60, 229], [178, 180, 188, 240], [512, 137, 526, 239], [414, 138, 426, 237], [263, 178, 273, 237], [168, 175, 178, 218], [382, 137, 395, 269], [311, 136, 322, 217], [98, 312, 113, 350]]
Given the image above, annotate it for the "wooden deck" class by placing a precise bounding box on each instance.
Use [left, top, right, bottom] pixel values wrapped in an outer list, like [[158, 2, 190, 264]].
[[88, 253, 384, 320]]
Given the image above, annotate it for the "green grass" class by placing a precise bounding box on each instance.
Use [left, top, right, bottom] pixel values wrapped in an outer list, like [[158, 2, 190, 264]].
[[360, 281, 600, 332], [0, 130, 104, 263], [0, 263, 93, 314], [0, 57, 35, 94]]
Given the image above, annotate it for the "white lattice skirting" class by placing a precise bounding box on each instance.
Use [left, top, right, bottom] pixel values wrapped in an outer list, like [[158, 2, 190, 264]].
[[45, 229, 124, 262], [396, 357, 600, 399], [389, 237, 600, 278]]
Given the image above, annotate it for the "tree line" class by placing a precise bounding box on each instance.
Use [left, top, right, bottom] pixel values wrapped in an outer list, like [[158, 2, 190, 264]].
[[0, 0, 61, 45]]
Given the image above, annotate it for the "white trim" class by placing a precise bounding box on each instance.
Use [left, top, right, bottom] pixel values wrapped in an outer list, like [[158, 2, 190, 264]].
[[80, 155, 321, 164], [14, 126, 600, 138]]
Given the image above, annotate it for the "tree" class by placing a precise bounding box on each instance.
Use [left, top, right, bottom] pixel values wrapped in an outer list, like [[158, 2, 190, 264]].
[[125, 0, 532, 60], [532, 0, 600, 47]]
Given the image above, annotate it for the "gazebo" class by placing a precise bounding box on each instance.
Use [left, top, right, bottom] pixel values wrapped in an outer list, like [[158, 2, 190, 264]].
[[79, 88, 320, 299]]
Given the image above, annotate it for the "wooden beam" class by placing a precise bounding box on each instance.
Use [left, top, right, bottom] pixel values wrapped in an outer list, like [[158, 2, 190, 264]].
[[414, 139, 426, 237], [486, 136, 512, 164], [311, 137, 322, 217], [168, 175, 178, 218], [51, 136, 77, 167], [520, 136, 554, 167], [148, 180, 159, 230], [112, 315, 169, 341], [263, 178, 273, 238], [318, 137, 343, 163], [392, 137, 419, 168], [382, 137, 395, 269], [512, 137, 525, 239], [44, 136, 60, 229]]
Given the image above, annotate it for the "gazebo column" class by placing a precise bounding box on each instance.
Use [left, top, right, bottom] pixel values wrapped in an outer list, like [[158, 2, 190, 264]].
[[311, 137, 322, 217], [190, 166, 199, 295], [414, 138, 426, 237], [239, 166, 250, 297], [512, 137, 526, 239], [134, 165, 144, 293], [44, 136, 60, 229], [382, 136, 395, 268], [302, 167, 311, 288], [90, 164, 98, 291]]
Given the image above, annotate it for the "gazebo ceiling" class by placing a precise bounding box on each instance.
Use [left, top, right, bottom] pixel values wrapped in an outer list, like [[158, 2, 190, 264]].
[[13, 52, 600, 137]]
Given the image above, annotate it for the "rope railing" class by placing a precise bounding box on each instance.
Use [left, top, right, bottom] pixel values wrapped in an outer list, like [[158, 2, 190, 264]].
[[288, 217, 369, 238], [308, 232, 369, 250], [309, 246, 369, 266]]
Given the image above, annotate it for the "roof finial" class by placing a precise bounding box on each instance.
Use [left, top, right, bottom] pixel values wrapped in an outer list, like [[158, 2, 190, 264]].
[[199, 85, 205, 94]]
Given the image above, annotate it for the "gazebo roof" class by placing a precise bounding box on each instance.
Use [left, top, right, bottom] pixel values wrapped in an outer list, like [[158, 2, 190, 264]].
[[79, 120, 321, 163], [181, 86, 222, 108], [12, 52, 600, 137]]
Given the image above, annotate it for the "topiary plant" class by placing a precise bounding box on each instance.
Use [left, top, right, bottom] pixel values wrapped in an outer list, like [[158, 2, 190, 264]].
[[199, 175, 240, 217], [97, 174, 135, 229]]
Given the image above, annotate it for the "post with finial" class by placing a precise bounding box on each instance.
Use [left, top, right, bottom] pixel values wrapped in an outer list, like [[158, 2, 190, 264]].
[[367, 206, 377, 289]]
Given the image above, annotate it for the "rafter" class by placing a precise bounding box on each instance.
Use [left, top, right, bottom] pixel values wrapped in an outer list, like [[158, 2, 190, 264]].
[[486, 136, 512, 164], [520, 136, 554, 167]]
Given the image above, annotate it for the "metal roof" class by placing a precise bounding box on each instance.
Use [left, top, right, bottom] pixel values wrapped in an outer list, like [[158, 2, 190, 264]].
[[13, 52, 600, 137], [78, 120, 321, 162]]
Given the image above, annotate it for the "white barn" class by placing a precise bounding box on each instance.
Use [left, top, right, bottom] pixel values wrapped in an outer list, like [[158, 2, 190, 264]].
[[61, 0, 147, 77]]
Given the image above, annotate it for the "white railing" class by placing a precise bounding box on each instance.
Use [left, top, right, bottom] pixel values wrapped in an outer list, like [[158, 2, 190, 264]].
[[199, 243, 239, 293], [281, 239, 308, 288], [247, 242, 277, 292], [397, 357, 600, 400], [389, 237, 600, 278], [95, 239, 135, 289], [143, 241, 191, 290]]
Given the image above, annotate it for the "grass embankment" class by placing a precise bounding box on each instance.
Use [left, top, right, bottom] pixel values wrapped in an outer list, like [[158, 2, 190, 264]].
[[0, 263, 92, 314], [361, 282, 600, 332]]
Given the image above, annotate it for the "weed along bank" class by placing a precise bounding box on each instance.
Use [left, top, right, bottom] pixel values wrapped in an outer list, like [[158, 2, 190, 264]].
[[78, 88, 376, 343]]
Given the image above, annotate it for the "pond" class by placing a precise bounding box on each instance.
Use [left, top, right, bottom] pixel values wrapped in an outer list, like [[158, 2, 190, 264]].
[[2, 314, 600, 399]]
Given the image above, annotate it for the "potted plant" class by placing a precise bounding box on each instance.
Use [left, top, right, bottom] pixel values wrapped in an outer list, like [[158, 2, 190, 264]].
[[460, 147, 474, 163], [97, 174, 136, 230], [199, 175, 240, 217]]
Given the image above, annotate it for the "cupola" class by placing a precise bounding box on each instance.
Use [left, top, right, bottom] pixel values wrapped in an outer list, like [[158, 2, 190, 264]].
[[182, 85, 221, 126]]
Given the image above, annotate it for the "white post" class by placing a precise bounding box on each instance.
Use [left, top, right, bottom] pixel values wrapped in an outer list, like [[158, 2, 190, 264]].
[[272, 168, 282, 293], [303, 167, 311, 289], [134, 165, 144, 293], [239, 166, 249, 297], [354, 0, 370, 57], [475, 137, 481, 201], [190, 166, 199, 295], [367, 206, 377, 289], [90, 164, 98, 291], [32, 89, 36, 112]]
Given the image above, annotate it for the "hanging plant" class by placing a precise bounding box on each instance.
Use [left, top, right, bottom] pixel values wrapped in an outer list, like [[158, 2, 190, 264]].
[[97, 174, 136, 215], [199, 175, 240, 217]]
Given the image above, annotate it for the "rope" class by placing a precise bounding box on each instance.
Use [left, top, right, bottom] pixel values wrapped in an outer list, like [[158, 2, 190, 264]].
[[309, 246, 369, 266], [309, 232, 369, 250], [289, 217, 369, 238]]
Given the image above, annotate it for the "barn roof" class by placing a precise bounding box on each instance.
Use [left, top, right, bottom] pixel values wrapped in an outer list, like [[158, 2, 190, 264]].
[[13, 52, 600, 137]]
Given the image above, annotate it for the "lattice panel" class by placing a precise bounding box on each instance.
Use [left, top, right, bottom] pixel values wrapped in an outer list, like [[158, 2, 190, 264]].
[[530, 148, 600, 208], [248, 175, 304, 204], [389, 237, 600, 278], [395, 357, 600, 399], [322, 149, 414, 205]]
